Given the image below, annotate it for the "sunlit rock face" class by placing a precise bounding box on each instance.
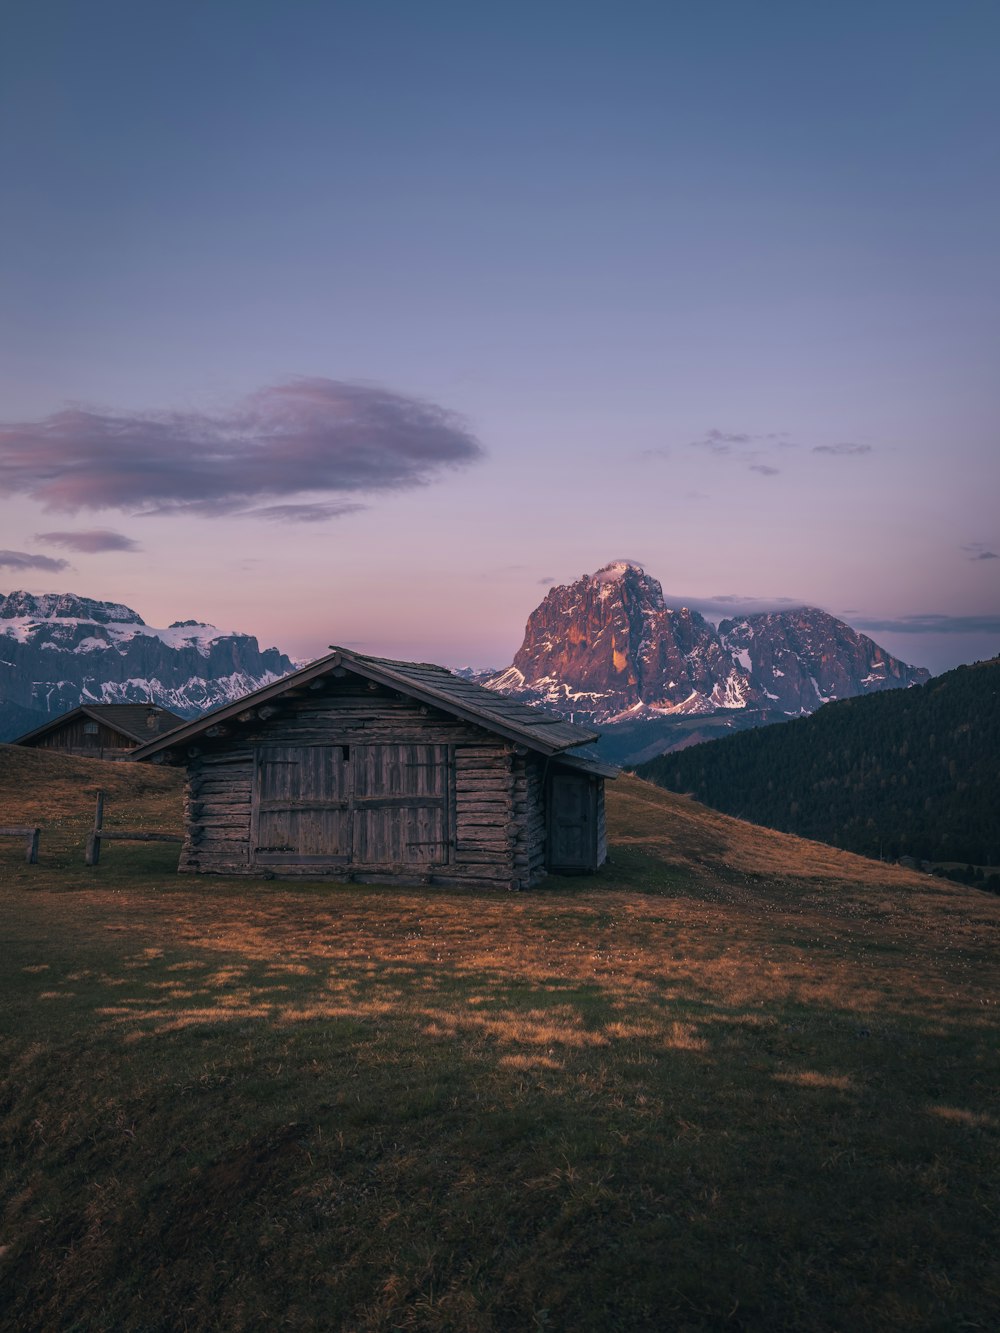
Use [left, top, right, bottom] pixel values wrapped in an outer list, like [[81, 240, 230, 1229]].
[[485, 563, 930, 725], [0, 591, 295, 736], [487, 562, 761, 723]]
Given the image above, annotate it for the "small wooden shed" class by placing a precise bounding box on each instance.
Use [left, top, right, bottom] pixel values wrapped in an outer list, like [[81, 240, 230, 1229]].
[[13, 703, 186, 760], [131, 646, 616, 890]]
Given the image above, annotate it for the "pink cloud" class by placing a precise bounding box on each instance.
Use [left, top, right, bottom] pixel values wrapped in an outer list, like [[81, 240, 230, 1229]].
[[0, 549, 70, 572], [0, 378, 483, 518], [35, 528, 141, 553]]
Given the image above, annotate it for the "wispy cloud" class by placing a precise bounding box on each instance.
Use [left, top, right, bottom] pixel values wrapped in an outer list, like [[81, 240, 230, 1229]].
[[690, 429, 789, 456], [706, 594, 800, 606], [661, 591, 803, 622], [688, 428, 791, 476], [248, 502, 366, 524], [0, 378, 483, 519], [812, 443, 873, 456], [854, 613, 1000, 635], [961, 542, 998, 561], [35, 528, 141, 553], [0, 549, 70, 572]]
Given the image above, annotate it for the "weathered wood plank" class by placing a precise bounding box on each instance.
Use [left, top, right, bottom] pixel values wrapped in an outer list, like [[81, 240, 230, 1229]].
[[162, 680, 609, 889]]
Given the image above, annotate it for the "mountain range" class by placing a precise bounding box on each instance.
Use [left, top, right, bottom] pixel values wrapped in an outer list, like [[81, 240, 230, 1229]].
[[0, 591, 294, 741], [0, 567, 932, 756], [484, 562, 929, 738]]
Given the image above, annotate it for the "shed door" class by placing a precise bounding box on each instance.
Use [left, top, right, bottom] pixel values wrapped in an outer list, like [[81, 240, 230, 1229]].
[[547, 771, 597, 872], [353, 743, 450, 866], [253, 745, 351, 864]]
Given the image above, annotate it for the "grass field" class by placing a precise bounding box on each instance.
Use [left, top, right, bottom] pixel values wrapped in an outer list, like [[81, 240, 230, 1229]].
[[1, 745, 998, 1331]]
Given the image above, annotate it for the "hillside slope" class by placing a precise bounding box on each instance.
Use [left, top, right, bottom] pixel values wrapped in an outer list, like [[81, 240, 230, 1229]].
[[0, 744, 923, 893], [1, 751, 997, 1332], [637, 658, 1000, 870]]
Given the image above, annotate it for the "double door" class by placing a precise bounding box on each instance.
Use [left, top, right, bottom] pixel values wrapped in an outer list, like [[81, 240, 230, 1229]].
[[251, 743, 450, 867]]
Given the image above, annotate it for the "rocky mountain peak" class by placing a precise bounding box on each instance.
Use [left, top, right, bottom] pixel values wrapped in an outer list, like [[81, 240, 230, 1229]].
[[582, 560, 665, 606], [0, 590, 145, 625], [719, 606, 930, 712], [487, 562, 931, 727], [498, 564, 756, 721]]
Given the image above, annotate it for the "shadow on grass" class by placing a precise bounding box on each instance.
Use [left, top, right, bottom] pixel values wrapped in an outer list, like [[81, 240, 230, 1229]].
[[2, 891, 998, 1332]]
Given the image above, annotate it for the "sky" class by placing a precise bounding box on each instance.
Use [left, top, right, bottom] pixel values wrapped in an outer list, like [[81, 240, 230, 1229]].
[[1, 0, 997, 674]]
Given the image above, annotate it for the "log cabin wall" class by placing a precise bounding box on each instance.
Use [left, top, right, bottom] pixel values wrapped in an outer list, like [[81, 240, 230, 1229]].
[[512, 751, 548, 888], [176, 677, 544, 889], [33, 718, 137, 758]]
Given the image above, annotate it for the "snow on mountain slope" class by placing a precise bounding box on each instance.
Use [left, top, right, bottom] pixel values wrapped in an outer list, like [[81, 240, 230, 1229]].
[[0, 591, 296, 734], [484, 563, 930, 727]]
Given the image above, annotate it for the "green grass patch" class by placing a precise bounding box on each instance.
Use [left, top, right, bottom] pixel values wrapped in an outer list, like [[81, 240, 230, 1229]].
[[1, 751, 998, 1329]]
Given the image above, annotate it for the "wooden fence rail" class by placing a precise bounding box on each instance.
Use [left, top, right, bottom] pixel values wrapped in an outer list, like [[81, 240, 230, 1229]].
[[0, 826, 41, 864], [85, 791, 183, 866]]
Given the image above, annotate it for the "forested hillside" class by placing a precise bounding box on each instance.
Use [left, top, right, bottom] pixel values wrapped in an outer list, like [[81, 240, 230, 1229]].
[[637, 658, 1000, 871]]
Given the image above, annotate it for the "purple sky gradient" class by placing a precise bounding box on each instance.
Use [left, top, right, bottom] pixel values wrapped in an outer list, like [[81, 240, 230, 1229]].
[[0, 2, 997, 674]]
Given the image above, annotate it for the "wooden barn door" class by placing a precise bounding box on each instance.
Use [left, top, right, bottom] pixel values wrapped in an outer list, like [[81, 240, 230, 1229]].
[[252, 745, 352, 865], [352, 743, 450, 867], [547, 771, 597, 873]]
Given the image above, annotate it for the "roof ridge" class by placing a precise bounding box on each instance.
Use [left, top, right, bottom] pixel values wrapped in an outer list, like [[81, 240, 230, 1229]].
[[131, 646, 603, 761], [330, 646, 451, 674]]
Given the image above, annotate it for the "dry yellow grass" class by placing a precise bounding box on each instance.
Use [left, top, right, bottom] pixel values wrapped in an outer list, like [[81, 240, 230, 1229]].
[[1, 748, 998, 1331]]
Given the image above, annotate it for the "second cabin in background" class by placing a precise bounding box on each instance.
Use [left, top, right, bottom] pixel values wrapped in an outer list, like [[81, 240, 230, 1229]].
[[131, 646, 615, 891], [13, 703, 186, 760]]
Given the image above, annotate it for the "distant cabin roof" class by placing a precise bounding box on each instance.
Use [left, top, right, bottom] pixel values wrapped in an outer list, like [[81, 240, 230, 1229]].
[[130, 645, 616, 773], [13, 703, 187, 747]]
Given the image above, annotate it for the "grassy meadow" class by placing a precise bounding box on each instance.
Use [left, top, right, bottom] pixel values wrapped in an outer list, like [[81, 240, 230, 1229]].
[[1, 744, 998, 1331]]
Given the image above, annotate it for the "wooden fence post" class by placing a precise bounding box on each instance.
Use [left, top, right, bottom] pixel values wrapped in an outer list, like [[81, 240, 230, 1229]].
[[81, 792, 182, 865], [0, 827, 41, 864], [85, 790, 105, 866]]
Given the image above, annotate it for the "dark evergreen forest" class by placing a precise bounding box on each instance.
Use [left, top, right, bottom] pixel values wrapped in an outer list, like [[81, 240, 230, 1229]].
[[637, 658, 1000, 872]]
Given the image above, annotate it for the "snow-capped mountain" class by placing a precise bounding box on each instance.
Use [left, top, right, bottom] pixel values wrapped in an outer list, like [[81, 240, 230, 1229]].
[[0, 591, 295, 739], [718, 607, 929, 713], [484, 562, 929, 726]]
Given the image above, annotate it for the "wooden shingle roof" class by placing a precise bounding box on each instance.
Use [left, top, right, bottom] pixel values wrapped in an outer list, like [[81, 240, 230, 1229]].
[[130, 645, 615, 772], [13, 703, 187, 747], [339, 649, 601, 751]]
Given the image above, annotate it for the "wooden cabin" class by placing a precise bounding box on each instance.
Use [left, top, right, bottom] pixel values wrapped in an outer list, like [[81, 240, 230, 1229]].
[[13, 703, 186, 760], [131, 646, 616, 890]]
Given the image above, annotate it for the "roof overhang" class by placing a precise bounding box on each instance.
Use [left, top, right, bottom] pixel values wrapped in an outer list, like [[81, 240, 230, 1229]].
[[551, 750, 620, 779]]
